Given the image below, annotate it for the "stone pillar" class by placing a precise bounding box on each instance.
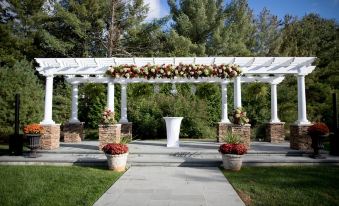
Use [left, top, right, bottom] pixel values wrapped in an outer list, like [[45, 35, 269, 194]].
[[63, 122, 84, 143], [107, 82, 114, 112], [98, 124, 121, 150], [265, 123, 285, 143], [40, 124, 60, 150], [221, 82, 230, 123], [41, 75, 55, 124], [290, 124, 312, 150], [69, 83, 80, 123], [296, 75, 310, 125], [217, 123, 251, 148], [234, 76, 242, 109], [119, 83, 128, 123]]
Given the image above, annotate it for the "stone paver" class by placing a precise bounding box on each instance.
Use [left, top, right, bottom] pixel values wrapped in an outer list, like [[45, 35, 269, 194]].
[[94, 166, 245, 206]]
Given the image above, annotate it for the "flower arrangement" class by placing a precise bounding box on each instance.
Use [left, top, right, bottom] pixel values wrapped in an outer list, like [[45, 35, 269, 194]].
[[308, 122, 329, 137], [102, 143, 128, 155], [101, 108, 116, 125], [232, 107, 249, 125], [106, 63, 242, 80], [23, 124, 44, 135], [219, 144, 247, 155]]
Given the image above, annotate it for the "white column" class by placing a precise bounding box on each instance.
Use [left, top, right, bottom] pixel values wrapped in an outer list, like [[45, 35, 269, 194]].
[[107, 82, 115, 112], [69, 83, 80, 123], [119, 83, 128, 123], [40, 75, 55, 125], [221, 83, 230, 123], [270, 83, 280, 123], [234, 76, 242, 108], [296, 75, 310, 125]]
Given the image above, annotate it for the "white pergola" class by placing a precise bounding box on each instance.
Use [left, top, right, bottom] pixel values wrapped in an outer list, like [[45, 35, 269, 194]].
[[35, 57, 316, 126]]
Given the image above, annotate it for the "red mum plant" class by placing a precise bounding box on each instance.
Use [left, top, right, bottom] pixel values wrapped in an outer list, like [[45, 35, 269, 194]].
[[308, 122, 329, 137], [219, 143, 247, 155], [23, 124, 44, 135], [102, 143, 128, 155]]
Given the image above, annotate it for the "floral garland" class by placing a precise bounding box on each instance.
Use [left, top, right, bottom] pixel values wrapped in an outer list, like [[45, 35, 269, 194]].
[[106, 63, 242, 79]]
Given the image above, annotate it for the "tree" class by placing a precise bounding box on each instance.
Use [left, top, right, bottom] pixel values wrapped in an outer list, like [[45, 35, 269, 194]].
[[208, 0, 255, 56], [253, 8, 282, 56], [0, 60, 44, 138]]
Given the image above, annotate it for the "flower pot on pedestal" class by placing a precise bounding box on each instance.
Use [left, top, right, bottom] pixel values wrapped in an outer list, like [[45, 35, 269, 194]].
[[163, 117, 183, 147], [307, 122, 329, 159]]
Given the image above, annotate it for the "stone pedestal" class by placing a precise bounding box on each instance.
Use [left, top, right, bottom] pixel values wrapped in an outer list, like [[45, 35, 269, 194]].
[[265, 122, 285, 143], [40, 124, 60, 150], [63, 122, 84, 143], [290, 124, 312, 150], [121, 122, 132, 140], [217, 123, 251, 148], [98, 124, 121, 150]]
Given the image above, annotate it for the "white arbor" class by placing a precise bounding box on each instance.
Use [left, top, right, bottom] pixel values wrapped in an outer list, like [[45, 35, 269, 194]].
[[35, 57, 316, 126]]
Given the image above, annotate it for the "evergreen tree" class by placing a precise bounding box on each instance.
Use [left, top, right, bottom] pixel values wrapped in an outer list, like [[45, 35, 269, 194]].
[[0, 60, 44, 138], [253, 8, 282, 56]]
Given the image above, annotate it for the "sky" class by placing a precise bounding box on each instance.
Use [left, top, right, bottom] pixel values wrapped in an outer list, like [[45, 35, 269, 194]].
[[144, 0, 339, 21]]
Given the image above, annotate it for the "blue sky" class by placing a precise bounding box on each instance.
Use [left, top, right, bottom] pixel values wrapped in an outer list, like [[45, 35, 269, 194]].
[[145, 0, 339, 21]]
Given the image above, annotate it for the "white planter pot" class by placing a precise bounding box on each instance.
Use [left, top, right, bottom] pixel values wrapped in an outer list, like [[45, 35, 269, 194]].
[[105, 153, 128, 172], [163, 117, 183, 147], [221, 154, 243, 171]]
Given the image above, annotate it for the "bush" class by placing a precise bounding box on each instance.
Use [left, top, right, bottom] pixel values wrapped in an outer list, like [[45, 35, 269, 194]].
[[0, 60, 44, 140], [128, 91, 216, 139]]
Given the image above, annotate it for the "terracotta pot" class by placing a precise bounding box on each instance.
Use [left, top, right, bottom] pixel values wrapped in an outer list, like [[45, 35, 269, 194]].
[[221, 154, 243, 171], [105, 153, 128, 172]]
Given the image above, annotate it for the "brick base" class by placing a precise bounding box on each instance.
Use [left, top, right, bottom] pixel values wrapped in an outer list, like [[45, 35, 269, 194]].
[[63, 122, 84, 143], [40, 124, 60, 150], [290, 124, 312, 150], [265, 122, 285, 143], [98, 124, 121, 150], [121, 122, 132, 140], [217, 123, 251, 148]]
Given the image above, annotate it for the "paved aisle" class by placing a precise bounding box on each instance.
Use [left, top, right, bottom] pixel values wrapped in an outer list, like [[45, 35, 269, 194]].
[[94, 167, 245, 206]]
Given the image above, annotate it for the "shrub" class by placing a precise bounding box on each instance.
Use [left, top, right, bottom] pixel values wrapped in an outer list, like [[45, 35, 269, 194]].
[[102, 143, 128, 155]]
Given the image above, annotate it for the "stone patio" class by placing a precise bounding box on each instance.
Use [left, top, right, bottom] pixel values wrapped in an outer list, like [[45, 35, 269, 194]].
[[1, 140, 338, 166]]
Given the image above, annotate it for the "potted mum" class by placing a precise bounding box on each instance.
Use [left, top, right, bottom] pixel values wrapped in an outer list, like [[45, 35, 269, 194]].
[[219, 133, 247, 171], [102, 143, 128, 172], [23, 124, 44, 158], [308, 122, 329, 158]]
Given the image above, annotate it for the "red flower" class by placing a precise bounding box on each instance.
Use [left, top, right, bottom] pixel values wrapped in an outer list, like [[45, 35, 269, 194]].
[[23, 124, 44, 134], [308, 123, 329, 136], [102, 143, 128, 155], [219, 143, 247, 155]]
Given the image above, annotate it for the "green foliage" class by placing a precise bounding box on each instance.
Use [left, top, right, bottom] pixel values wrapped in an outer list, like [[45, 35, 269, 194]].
[[79, 84, 106, 129], [223, 132, 242, 144], [52, 80, 71, 124], [128, 92, 215, 139], [0, 60, 44, 138]]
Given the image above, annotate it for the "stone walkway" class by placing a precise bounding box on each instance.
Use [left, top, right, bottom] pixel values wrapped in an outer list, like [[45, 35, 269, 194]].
[[94, 166, 245, 206]]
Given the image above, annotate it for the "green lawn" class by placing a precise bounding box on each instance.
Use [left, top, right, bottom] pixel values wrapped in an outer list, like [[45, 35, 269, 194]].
[[0, 165, 122, 206], [223, 166, 339, 206]]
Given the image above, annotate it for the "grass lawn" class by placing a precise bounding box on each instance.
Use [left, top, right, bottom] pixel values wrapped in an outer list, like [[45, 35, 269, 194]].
[[0, 165, 122, 206], [223, 166, 339, 206]]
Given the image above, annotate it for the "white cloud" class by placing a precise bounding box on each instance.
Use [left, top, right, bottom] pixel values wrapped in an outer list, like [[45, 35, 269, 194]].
[[144, 0, 165, 20]]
